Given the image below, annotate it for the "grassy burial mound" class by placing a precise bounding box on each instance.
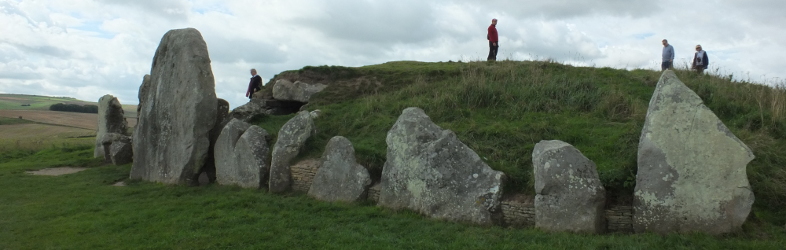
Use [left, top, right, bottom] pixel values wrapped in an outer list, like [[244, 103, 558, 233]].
[[256, 60, 786, 225], [2, 60, 786, 248]]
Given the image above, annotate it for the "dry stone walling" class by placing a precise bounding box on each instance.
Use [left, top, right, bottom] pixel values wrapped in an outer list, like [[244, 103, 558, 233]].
[[214, 119, 270, 189], [269, 110, 318, 193], [634, 70, 755, 235], [308, 136, 372, 202], [94, 94, 130, 163], [378, 107, 506, 225], [533, 140, 606, 234], [130, 28, 218, 184]]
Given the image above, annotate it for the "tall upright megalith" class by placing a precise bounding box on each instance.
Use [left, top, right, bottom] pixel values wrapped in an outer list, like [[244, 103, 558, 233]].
[[634, 70, 755, 235], [130, 28, 218, 185], [94, 94, 128, 159]]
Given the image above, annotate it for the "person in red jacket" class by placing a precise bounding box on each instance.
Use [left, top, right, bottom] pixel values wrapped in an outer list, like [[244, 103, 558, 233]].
[[246, 68, 262, 100], [487, 18, 499, 61]]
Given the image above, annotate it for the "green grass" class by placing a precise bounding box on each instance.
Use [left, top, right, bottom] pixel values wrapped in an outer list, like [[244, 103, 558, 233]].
[[0, 94, 92, 110], [253, 60, 786, 224], [3, 60, 786, 248], [1, 147, 784, 249]]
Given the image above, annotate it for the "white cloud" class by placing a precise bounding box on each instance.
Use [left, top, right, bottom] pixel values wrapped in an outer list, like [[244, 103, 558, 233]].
[[0, 0, 784, 109]]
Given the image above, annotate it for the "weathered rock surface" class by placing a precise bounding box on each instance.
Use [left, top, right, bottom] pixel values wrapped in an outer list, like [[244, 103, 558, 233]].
[[308, 136, 371, 202], [533, 140, 606, 233], [269, 110, 316, 193], [99, 132, 132, 165], [109, 139, 133, 165], [137, 74, 151, 118], [272, 79, 327, 103], [199, 98, 231, 185], [378, 107, 505, 225], [214, 119, 270, 188], [94, 94, 128, 158], [634, 70, 755, 235], [230, 99, 268, 122], [130, 28, 218, 185]]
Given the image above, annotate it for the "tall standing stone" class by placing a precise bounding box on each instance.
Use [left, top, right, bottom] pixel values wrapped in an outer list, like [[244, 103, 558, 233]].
[[269, 110, 316, 193], [215, 119, 270, 188], [634, 70, 755, 235], [130, 28, 218, 185], [378, 107, 505, 225], [308, 136, 372, 202], [94, 94, 128, 158], [533, 140, 606, 233]]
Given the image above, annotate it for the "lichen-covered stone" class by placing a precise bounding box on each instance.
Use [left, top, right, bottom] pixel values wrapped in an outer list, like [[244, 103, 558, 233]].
[[130, 28, 218, 184], [533, 140, 605, 233], [272, 79, 327, 103], [308, 136, 371, 202], [94, 94, 128, 158], [634, 70, 755, 235], [378, 107, 505, 225], [269, 110, 316, 193], [215, 119, 269, 189]]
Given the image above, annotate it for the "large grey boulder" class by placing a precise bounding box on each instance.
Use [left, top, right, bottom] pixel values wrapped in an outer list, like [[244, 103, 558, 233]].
[[533, 140, 606, 233], [269, 110, 317, 193], [99, 132, 132, 165], [272, 79, 327, 103], [215, 119, 270, 189], [94, 94, 128, 158], [230, 99, 268, 122], [130, 28, 218, 185], [199, 98, 231, 185], [378, 107, 505, 225], [634, 70, 755, 235], [308, 136, 371, 202], [110, 139, 133, 165]]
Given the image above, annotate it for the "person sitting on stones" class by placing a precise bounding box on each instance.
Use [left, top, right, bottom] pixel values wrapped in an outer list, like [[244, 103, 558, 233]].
[[246, 68, 263, 100]]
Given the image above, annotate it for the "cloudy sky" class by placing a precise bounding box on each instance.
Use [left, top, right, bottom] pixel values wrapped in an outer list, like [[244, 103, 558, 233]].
[[1, 0, 784, 109]]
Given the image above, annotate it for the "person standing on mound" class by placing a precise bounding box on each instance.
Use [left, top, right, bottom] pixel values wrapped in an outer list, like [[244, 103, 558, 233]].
[[246, 68, 262, 100], [487, 18, 499, 61]]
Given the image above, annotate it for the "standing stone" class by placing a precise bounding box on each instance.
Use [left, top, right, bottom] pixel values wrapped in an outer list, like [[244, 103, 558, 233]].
[[272, 80, 328, 103], [269, 110, 316, 193], [137, 74, 151, 118], [130, 28, 218, 185], [94, 94, 128, 158], [199, 98, 231, 185], [378, 107, 505, 225], [215, 119, 270, 189], [533, 140, 605, 233], [634, 70, 755, 235], [308, 136, 372, 202]]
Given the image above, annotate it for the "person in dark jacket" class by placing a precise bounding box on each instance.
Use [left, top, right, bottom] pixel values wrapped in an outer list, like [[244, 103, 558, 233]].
[[692, 45, 709, 74], [246, 68, 262, 100], [487, 18, 499, 61]]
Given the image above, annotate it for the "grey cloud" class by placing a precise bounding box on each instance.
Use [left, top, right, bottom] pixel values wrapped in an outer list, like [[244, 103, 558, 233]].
[[295, 0, 438, 45], [97, 0, 189, 21], [204, 36, 286, 64], [453, 0, 660, 19]]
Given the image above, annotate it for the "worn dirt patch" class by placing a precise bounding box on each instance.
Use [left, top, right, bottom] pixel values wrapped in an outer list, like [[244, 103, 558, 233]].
[[26, 167, 88, 176]]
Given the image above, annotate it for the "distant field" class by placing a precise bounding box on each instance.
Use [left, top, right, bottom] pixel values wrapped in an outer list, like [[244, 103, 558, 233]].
[[0, 93, 138, 118], [0, 110, 137, 130], [0, 110, 97, 130], [0, 123, 95, 151]]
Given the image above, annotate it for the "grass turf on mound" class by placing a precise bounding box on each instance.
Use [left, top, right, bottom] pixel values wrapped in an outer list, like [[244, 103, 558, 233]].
[[0, 147, 784, 249], [256, 60, 786, 225]]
